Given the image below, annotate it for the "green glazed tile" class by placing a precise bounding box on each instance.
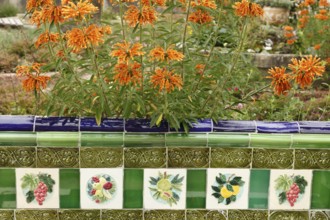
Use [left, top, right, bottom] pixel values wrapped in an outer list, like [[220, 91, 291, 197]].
[[186, 170, 206, 208], [269, 211, 309, 220], [37, 132, 79, 147], [124, 169, 143, 208], [293, 134, 330, 148], [0, 147, 36, 167], [0, 169, 16, 208], [124, 148, 166, 168], [186, 210, 208, 220], [210, 148, 251, 168], [249, 170, 270, 209], [295, 149, 330, 169], [208, 133, 250, 147], [250, 134, 292, 148], [310, 211, 330, 220], [168, 147, 209, 168], [252, 148, 293, 169], [0, 132, 36, 146], [81, 132, 123, 147], [229, 210, 268, 220], [37, 147, 79, 168], [15, 210, 58, 220], [102, 210, 143, 220], [124, 133, 165, 147], [166, 133, 207, 147], [59, 210, 100, 220], [206, 210, 227, 220], [60, 169, 80, 208], [80, 147, 123, 168], [0, 210, 14, 220], [311, 171, 330, 209], [144, 210, 185, 220]]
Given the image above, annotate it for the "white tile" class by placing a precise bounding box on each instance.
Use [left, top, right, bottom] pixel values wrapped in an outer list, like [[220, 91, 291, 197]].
[[269, 169, 312, 210], [144, 169, 187, 209], [16, 168, 59, 209], [206, 168, 250, 209], [80, 168, 123, 209]]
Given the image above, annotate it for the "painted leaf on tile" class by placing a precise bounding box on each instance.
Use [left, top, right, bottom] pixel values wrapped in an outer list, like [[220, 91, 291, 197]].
[[87, 174, 116, 204]]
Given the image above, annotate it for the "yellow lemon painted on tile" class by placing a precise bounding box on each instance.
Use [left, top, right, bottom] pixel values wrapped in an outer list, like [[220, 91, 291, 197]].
[[220, 186, 233, 198], [157, 179, 172, 191], [232, 185, 240, 195]]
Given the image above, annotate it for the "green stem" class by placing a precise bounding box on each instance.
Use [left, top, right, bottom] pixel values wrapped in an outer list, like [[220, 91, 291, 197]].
[[119, 2, 126, 40], [181, 0, 192, 82]]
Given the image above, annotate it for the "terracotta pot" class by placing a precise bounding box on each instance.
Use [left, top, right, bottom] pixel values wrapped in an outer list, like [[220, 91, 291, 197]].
[[262, 6, 290, 25]]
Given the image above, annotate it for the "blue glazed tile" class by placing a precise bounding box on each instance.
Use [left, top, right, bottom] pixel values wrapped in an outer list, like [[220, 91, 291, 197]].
[[125, 119, 168, 132], [0, 115, 34, 131], [256, 121, 299, 133], [35, 117, 79, 131], [213, 120, 256, 132], [298, 121, 330, 134], [169, 119, 212, 132], [80, 118, 124, 132]]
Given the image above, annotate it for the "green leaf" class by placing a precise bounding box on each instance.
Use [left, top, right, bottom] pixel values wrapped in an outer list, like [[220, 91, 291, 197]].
[[278, 191, 286, 204], [226, 198, 231, 205], [230, 195, 236, 202], [226, 184, 234, 192], [219, 173, 227, 184], [218, 196, 224, 204], [212, 185, 220, 192], [294, 175, 308, 193], [275, 174, 293, 191], [216, 175, 226, 184], [21, 174, 38, 191], [238, 180, 245, 186], [26, 190, 35, 203], [172, 191, 180, 201], [212, 192, 221, 198]]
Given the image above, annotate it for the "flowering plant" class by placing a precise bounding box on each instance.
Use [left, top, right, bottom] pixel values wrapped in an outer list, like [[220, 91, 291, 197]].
[[87, 174, 116, 204]]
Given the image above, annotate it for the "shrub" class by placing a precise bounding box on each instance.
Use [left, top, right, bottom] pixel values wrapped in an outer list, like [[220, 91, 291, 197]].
[[0, 3, 18, 18]]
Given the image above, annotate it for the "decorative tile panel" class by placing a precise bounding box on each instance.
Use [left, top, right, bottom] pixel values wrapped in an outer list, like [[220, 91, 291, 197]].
[[252, 148, 294, 169], [169, 119, 212, 132], [124, 133, 165, 147], [228, 210, 268, 219], [269, 211, 309, 220], [80, 147, 123, 168], [15, 210, 59, 220], [208, 133, 250, 147], [166, 133, 207, 147], [295, 149, 330, 169], [80, 118, 124, 132], [35, 117, 79, 131], [168, 147, 209, 168], [0, 132, 36, 146], [37, 132, 79, 147], [210, 148, 251, 168], [0, 116, 34, 131], [144, 210, 185, 220], [256, 121, 299, 133], [37, 147, 79, 168], [0, 169, 16, 209], [186, 210, 208, 220], [124, 148, 166, 168], [213, 120, 256, 132], [310, 211, 330, 220], [102, 210, 143, 220], [206, 210, 227, 219], [125, 119, 168, 132], [0, 210, 14, 220], [298, 121, 330, 134], [0, 147, 36, 167], [58, 209, 100, 220]]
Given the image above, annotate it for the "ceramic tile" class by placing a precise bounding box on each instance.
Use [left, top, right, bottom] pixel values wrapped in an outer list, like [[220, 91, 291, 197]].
[[168, 148, 209, 168], [268, 170, 312, 210], [80, 168, 123, 209], [0, 210, 14, 220], [310, 211, 330, 220], [124, 148, 166, 168], [35, 117, 79, 131], [292, 134, 330, 148], [186, 170, 206, 208], [143, 169, 187, 209], [269, 211, 309, 220], [144, 210, 185, 220], [206, 168, 250, 210], [250, 134, 292, 148], [249, 170, 270, 209], [124, 133, 165, 147], [256, 121, 299, 133], [80, 118, 124, 132], [58, 210, 100, 220], [206, 210, 227, 220], [37, 132, 79, 147], [0, 132, 36, 146], [124, 169, 143, 208], [228, 210, 268, 219], [15, 210, 59, 220], [311, 171, 330, 209], [37, 147, 79, 168], [81, 132, 123, 147], [295, 149, 330, 169], [102, 210, 143, 220], [186, 210, 208, 220], [210, 148, 252, 168], [0, 116, 34, 131], [0, 147, 36, 167], [0, 169, 16, 209], [16, 168, 59, 208], [169, 119, 212, 132], [80, 147, 123, 168], [125, 119, 168, 132], [60, 169, 80, 208], [165, 133, 207, 147], [213, 120, 256, 132], [208, 133, 250, 147], [299, 121, 330, 134], [252, 148, 293, 169]]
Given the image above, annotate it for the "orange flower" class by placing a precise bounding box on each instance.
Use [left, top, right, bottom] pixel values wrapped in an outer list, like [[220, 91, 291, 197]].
[[191, 0, 217, 9], [267, 67, 291, 95], [149, 46, 165, 61], [314, 44, 321, 50], [42, 5, 63, 24], [287, 39, 296, 45], [56, 50, 65, 58], [300, 9, 309, 15], [114, 61, 142, 85], [195, 64, 205, 74], [149, 46, 184, 62], [30, 10, 43, 27], [315, 13, 328, 20], [62, 0, 98, 21], [111, 41, 145, 63], [298, 15, 309, 28], [303, 0, 315, 6], [283, 26, 294, 31], [16, 63, 50, 92], [289, 56, 325, 88], [124, 5, 157, 27], [150, 68, 183, 92], [233, 0, 263, 17], [284, 32, 294, 38], [85, 24, 105, 46], [26, 0, 53, 12], [319, 0, 329, 7], [35, 31, 60, 48], [141, 0, 166, 6], [188, 9, 213, 24]]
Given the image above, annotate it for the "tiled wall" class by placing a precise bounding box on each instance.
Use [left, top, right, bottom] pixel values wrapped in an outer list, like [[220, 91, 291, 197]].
[[0, 116, 329, 220]]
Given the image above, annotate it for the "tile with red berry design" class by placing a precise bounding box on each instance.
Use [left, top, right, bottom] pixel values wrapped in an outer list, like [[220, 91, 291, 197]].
[[80, 168, 123, 209], [206, 168, 250, 210], [143, 169, 187, 209], [269, 169, 312, 210], [16, 168, 59, 209]]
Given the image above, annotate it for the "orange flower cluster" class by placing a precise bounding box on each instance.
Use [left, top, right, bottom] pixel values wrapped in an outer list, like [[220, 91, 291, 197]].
[[150, 68, 183, 92], [35, 31, 60, 48], [149, 46, 184, 62], [267, 67, 291, 95], [315, 9, 329, 20], [191, 0, 217, 9], [298, 15, 309, 28], [195, 64, 205, 75], [314, 44, 321, 50], [141, 0, 166, 6], [283, 26, 296, 45], [302, 0, 315, 6], [26, 0, 52, 12], [114, 62, 142, 85], [319, 0, 329, 7], [124, 5, 157, 27], [16, 63, 51, 92], [30, 5, 63, 27], [111, 41, 145, 63], [62, 0, 98, 21], [232, 0, 263, 17], [188, 0, 217, 24]]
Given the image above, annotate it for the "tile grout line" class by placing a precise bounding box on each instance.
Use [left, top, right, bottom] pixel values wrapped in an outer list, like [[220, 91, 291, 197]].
[[296, 121, 301, 134], [33, 116, 37, 133]]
